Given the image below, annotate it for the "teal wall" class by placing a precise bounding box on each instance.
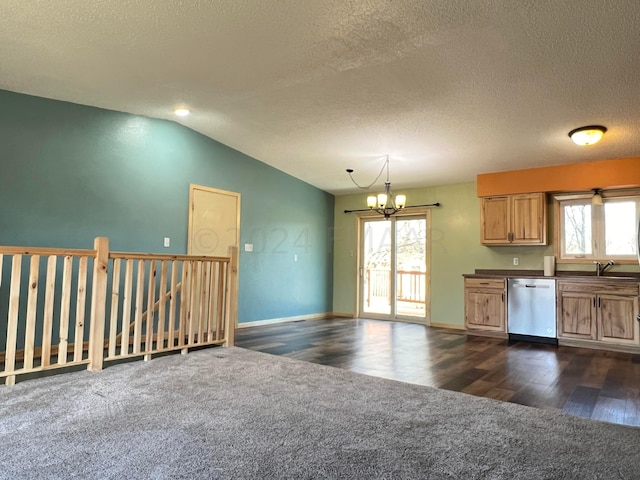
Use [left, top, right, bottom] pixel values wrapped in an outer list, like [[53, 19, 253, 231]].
[[333, 182, 640, 328], [0, 90, 334, 324]]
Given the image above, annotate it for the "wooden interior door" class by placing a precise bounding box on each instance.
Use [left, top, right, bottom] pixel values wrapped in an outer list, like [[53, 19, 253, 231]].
[[188, 184, 240, 333], [188, 185, 240, 257]]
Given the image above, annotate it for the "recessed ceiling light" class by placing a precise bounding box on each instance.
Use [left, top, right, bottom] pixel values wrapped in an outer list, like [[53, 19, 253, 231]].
[[174, 108, 190, 117], [568, 125, 607, 146]]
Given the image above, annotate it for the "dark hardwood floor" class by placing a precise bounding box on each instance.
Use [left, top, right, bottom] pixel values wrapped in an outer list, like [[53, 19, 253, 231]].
[[236, 318, 640, 427]]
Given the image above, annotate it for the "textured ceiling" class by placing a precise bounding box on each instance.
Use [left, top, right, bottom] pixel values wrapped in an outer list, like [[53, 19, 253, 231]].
[[1, 1, 639, 194]]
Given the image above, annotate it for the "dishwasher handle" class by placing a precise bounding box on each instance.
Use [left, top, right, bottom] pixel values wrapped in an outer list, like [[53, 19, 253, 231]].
[[512, 283, 550, 289]]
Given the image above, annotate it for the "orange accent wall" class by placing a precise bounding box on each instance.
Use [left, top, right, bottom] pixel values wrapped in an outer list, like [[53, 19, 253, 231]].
[[477, 157, 640, 197]]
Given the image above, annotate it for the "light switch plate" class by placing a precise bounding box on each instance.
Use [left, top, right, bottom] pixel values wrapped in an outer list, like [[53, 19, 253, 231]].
[[163, 237, 170, 247], [244, 243, 253, 252]]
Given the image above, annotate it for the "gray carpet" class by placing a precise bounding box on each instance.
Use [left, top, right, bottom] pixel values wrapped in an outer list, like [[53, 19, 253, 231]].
[[0, 347, 638, 479]]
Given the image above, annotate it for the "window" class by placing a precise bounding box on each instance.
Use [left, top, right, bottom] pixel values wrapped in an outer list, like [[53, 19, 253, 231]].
[[556, 193, 640, 262]]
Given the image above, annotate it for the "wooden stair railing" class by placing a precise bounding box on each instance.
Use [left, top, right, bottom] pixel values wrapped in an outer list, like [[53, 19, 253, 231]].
[[1, 240, 238, 386], [112, 282, 183, 345]]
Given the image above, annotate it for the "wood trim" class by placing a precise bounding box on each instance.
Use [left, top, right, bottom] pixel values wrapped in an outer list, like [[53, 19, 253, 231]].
[[465, 330, 509, 339], [477, 157, 640, 197], [110, 252, 229, 262], [558, 337, 640, 354], [424, 209, 432, 325], [224, 246, 239, 346], [0, 246, 95, 256], [553, 190, 640, 263], [0, 359, 90, 379]]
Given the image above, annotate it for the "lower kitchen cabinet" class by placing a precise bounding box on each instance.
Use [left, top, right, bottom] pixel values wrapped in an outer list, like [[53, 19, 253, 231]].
[[598, 294, 639, 345], [557, 281, 640, 347], [557, 292, 597, 340], [464, 278, 506, 333]]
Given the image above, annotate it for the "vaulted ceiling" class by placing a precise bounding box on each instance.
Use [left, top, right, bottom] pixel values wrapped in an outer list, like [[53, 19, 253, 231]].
[[1, 1, 639, 194]]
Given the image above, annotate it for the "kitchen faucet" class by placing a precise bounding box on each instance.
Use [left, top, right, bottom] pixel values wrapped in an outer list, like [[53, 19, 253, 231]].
[[594, 260, 615, 276]]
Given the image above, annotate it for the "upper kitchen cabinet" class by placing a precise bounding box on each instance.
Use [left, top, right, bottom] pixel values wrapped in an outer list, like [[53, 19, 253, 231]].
[[480, 193, 547, 245]]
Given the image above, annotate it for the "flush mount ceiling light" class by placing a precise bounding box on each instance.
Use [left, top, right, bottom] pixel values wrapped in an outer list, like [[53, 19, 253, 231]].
[[174, 108, 190, 117], [343, 155, 440, 219], [568, 125, 607, 146]]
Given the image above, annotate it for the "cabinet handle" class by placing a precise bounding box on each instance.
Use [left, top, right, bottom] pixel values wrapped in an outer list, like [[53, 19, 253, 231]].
[[593, 297, 596, 308], [501, 292, 504, 302], [598, 297, 601, 308]]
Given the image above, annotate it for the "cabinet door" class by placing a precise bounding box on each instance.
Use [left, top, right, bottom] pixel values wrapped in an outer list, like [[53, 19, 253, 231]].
[[465, 289, 505, 331], [598, 294, 639, 345], [511, 193, 546, 244], [558, 292, 596, 339], [480, 197, 510, 244]]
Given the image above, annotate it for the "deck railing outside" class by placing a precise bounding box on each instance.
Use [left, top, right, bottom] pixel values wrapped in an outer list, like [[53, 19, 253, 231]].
[[365, 268, 426, 307], [0, 237, 238, 386]]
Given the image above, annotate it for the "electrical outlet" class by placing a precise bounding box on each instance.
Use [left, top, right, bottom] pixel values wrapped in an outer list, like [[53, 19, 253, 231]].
[[513, 257, 519, 266], [163, 237, 170, 248]]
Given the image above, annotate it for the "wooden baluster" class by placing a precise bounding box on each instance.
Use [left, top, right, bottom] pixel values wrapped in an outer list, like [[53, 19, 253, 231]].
[[216, 262, 225, 341], [23, 255, 40, 370], [157, 260, 168, 350], [188, 261, 200, 345], [87, 237, 109, 372], [5, 255, 22, 386], [58, 255, 73, 365], [120, 259, 133, 357], [41, 256, 57, 367], [168, 260, 178, 348], [178, 261, 190, 351], [108, 258, 121, 359], [198, 261, 209, 343], [207, 262, 216, 342], [73, 256, 88, 362], [133, 259, 145, 354], [144, 260, 157, 359]]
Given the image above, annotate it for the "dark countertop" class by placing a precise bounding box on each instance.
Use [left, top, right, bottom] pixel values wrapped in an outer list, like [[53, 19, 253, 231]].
[[464, 269, 640, 281]]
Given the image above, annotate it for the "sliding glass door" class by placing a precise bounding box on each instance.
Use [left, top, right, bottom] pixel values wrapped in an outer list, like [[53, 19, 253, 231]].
[[360, 214, 429, 322]]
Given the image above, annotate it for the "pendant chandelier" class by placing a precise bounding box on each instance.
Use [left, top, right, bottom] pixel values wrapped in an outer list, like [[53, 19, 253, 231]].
[[343, 155, 440, 219]]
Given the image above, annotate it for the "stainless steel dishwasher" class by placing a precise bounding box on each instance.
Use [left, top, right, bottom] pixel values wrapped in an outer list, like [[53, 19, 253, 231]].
[[507, 278, 557, 344]]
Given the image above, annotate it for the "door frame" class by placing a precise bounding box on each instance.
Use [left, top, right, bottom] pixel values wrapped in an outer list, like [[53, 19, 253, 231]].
[[187, 184, 241, 330], [355, 209, 432, 325]]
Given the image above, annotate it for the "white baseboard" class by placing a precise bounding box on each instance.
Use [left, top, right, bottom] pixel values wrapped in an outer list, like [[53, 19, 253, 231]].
[[237, 312, 333, 328]]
